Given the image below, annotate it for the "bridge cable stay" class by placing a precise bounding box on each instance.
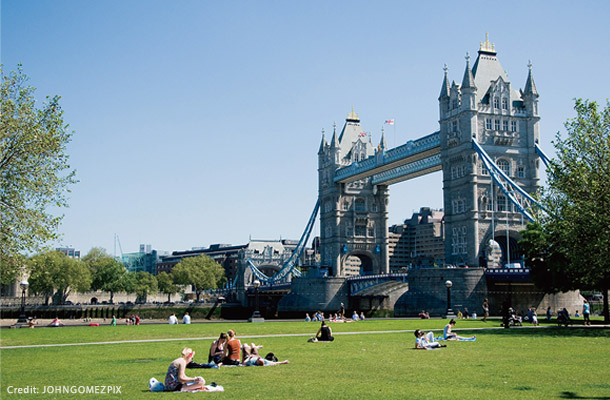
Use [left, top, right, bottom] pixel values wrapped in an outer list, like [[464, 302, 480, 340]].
[[471, 138, 545, 222], [247, 200, 320, 285]]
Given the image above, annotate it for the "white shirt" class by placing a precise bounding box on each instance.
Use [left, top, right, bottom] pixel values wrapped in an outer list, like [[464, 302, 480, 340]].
[[169, 315, 178, 324], [183, 315, 191, 324]]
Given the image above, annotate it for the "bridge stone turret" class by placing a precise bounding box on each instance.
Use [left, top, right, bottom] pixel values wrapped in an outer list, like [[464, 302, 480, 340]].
[[440, 36, 540, 267], [318, 110, 390, 277]]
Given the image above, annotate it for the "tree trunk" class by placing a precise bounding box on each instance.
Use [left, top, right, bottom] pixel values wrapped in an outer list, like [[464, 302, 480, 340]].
[[603, 288, 610, 324]]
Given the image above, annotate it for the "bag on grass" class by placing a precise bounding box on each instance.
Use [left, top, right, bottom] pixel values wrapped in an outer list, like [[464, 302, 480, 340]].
[[149, 377, 165, 392]]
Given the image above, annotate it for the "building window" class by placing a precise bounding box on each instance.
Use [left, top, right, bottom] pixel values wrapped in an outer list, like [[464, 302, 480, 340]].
[[486, 119, 492, 130], [493, 96, 500, 109], [497, 159, 510, 176], [355, 198, 366, 212], [355, 224, 367, 237], [497, 195, 507, 212], [511, 121, 517, 132], [503, 120, 509, 131], [517, 165, 525, 178], [479, 162, 489, 175], [452, 98, 459, 109], [452, 120, 458, 132], [494, 120, 500, 130], [502, 98, 508, 110]]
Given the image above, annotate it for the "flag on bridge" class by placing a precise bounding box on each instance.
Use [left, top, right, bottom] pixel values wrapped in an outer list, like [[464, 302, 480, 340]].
[[385, 119, 395, 125]]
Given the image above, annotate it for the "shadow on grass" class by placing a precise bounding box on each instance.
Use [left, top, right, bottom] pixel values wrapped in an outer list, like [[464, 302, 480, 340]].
[[459, 326, 610, 339], [560, 391, 610, 399]]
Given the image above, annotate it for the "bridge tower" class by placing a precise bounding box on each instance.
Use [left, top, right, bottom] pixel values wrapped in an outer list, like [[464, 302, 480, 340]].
[[318, 110, 390, 276], [439, 35, 540, 267]]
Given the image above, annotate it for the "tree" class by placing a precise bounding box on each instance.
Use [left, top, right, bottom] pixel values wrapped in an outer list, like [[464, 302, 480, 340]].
[[520, 99, 610, 322], [172, 255, 225, 301], [127, 271, 158, 303], [1, 66, 77, 284], [157, 271, 179, 303], [83, 247, 127, 304], [28, 250, 91, 305]]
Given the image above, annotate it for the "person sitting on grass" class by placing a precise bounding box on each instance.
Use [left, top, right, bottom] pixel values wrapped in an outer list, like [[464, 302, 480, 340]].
[[443, 319, 475, 341], [207, 332, 227, 365], [241, 343, 290, 366], [49, 317, 64, 327], [414, 329, 446, 350], [164, 348, 206, 392], [315, 321, 334, 342], [222, 329, 242, 366]]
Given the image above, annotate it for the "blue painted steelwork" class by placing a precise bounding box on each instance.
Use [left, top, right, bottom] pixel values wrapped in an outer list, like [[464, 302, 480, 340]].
[[334, 131, 440, 183], [472, 138, 544, 222], [535, 142, 551, 169], [371, 154, 441, 185], [247, 200, 320, 284]]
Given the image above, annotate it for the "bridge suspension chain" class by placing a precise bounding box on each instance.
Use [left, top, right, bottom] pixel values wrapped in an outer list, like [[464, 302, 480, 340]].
[[471, 138, 545, 222]]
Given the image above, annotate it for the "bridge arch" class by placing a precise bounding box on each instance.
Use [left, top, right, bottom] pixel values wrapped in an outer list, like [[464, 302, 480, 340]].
[[342, 251, 375, 276]]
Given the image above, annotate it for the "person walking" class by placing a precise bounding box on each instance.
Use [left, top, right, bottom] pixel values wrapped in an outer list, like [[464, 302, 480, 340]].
[[482, 298, 489, 322], [582, 299, 591, 326]]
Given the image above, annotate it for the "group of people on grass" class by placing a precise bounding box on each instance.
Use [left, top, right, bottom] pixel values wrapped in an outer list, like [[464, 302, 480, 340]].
[[305, 304, 365, 323], [163, 329, 289, 392], [414, 319, 476, 350]]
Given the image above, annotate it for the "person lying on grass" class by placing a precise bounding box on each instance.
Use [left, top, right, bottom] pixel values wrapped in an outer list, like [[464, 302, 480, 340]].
[[414, 329, 446, 350], [241, 343, 289, 366], [443, 319, 476, 341], [165, 348, 206, 392]]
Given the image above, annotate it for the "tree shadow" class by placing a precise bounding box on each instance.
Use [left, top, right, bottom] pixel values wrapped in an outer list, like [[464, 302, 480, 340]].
[[560, 391, 610, 399]]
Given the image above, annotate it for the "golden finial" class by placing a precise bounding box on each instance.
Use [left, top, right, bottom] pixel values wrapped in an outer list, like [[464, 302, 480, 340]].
[[479, 32, 495, 52], [347, 105, 359, 120]]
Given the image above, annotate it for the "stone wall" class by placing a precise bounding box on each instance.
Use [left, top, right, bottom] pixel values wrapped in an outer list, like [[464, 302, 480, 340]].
[[277, 277, 348, 317]]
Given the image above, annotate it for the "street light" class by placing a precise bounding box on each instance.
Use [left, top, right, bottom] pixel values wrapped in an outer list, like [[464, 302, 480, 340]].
[[17, 280, 29, 323], [444, 280, 456, 319], [249, 280, 264, 322]]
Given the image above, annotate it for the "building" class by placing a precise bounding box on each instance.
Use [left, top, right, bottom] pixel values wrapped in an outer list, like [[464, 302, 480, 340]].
[[156, 239, 304, 286], [56, 247, 81, 260], [388, 207, 445, 271], [121, 244, 158, 274]]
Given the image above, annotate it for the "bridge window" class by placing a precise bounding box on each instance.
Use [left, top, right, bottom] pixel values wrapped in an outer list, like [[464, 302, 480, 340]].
[[355, 198, 366, 212], [451, 226, 467, 255], [486, 119, 492, 130], [497, 159, 510, 176], [479, 162, 489, 175], [355, 224, 367, 237], [452, 98, 459, 109], [497, 195, 507, 212], [503, 120, 509, 131], [452, 120, 458, 132], [517, 165, 525, 178], [371, 202, 378, 212], [511, 121, 517, 132]]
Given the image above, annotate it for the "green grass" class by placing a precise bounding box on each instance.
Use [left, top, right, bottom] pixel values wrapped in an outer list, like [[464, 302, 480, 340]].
[[1, 319, 609, 399]]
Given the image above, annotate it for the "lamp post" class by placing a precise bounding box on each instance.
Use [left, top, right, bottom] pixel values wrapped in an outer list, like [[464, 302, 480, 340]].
[[249, 280, 264, 322], [444, 280, 456, 319], [17, 280, 29, 323]]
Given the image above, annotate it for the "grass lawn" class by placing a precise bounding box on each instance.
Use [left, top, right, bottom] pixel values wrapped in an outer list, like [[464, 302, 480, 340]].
[[1, 319, 609, 399]]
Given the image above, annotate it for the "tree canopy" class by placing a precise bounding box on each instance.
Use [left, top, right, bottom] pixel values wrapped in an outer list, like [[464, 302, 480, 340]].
[[83, 247, 127, 303], [1, 66, 77, 284], [28, 250, 91, 305], [172, 255, 225, 301], [520, 99, 610, 321]]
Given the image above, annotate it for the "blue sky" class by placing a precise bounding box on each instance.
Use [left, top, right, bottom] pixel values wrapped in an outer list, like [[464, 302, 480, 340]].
[[2, 1, 609, 256]]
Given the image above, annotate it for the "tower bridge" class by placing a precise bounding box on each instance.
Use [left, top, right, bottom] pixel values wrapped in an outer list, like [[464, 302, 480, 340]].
[[243, 37, 582, 317]]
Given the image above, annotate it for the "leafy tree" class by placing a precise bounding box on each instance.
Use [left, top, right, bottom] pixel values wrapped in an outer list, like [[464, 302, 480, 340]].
[[83, 247, 127, 303], [1, 66, 77, 284], [157, 271, 179, 303], [128, 271, 158, 303], [520, 99, 610, 322], [28, 250, 91, 305], [172, 255, 225, 301]]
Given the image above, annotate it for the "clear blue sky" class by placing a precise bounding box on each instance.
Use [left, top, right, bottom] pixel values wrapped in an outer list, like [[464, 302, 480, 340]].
[[2, 1, 609, 256]]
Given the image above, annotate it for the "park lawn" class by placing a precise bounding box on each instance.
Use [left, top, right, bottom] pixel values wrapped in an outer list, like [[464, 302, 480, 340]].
[[1, 320, 609, 399]]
